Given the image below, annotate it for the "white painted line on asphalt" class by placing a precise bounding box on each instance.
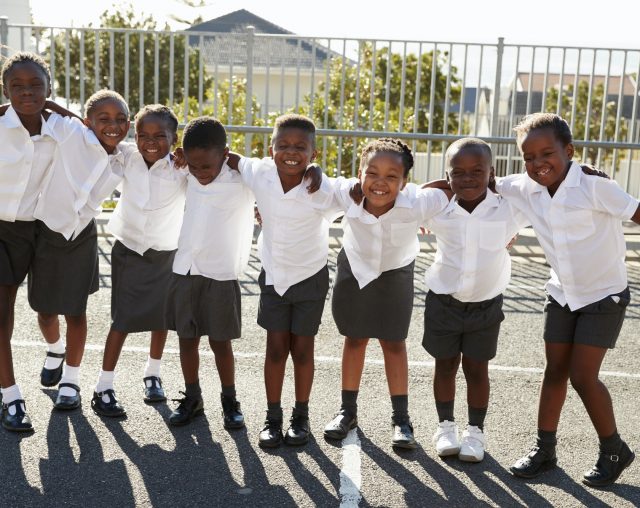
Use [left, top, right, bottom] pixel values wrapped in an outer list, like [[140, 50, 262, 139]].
[[339, 428, 362, 508], [12, 340, 640, 380]]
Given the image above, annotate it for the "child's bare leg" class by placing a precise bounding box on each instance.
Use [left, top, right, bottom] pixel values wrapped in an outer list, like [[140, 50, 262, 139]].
[[149, 330, 168, 360], [538, 343, 572, 431], [179, 337, 200, 385], [63, 314, 87, 367], [569, 344, 615, 437], [264, 330, 291, 403], [101, 328, 128, 371], [461, 355, 490, 429], [290, 334, 314, 403], [342, 337, 368, 391], [0, 285, 18, 388], [380, 340, 408, 395], [37, 312, 60, 345], [209, 339, 235, 388]]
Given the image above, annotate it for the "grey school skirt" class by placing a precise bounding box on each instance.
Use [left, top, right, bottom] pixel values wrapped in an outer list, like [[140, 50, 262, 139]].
[[110, 240, 176, 333], [331, 249, 415, 341], [0, 220, 37, 286], [167, 273, 242, 340], [28, 220, 99, 316]]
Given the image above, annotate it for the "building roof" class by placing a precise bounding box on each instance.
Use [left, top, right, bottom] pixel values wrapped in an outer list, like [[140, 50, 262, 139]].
[[186, 9, 330, 69], [516, 72, 637, 96]]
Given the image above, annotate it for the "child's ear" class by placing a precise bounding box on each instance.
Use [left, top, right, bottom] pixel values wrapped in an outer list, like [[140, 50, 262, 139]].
[[83, 117, 91, 128], [268, 145, 274, 158], [223, 146, 229, 158], [489, 166, 496, 182], [566, 142, 575, 160], [311, 148, 317, 161]]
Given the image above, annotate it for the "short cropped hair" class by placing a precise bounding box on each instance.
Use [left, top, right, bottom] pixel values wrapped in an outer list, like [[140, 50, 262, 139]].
[[359, 138, 414, 177], [514, 113, 573, 148], [182, 116, 227, 151], [134, 104, 178, 133], [272, 114, 316, 145], [1, 51, 51, 88], [85, 90, 129, 117], [445, 137, 493, 167]]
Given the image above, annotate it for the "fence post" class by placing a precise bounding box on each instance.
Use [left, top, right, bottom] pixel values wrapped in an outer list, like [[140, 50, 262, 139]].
[[490, 37, 504, 141], [0, 16, 8, 104], [245, 25, 255, 155]]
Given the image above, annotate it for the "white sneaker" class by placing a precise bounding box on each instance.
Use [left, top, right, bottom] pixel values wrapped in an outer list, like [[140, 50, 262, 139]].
[[432, 420, 460, 457], [459, 425, 486, 462]]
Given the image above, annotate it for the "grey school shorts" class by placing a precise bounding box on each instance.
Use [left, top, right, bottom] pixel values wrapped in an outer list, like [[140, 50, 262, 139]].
[[167, 273, 241, 341], [258, 265, 330, 337], [543, 287, 630, 349], [422, 290, 505, 361]]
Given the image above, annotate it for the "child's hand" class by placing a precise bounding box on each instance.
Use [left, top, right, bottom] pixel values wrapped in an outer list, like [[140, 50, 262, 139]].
[[304, 163, 323, 193], [226, 151, 241, 171], [44, 100, 83, 121], [0, 104, 8, 116], [581, 164, 610, 179], [173, 147, 187, 169], [421, 179, 451, 191], [349, 181, 364, 204]]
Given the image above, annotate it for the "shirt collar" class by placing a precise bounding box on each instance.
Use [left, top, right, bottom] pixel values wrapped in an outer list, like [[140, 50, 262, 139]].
[[526, 160, 581, 194], [148, 152, 172, 171], [445, 190, 500, 216], [2, 105, 52, 138], [346, 189, 412, 223]]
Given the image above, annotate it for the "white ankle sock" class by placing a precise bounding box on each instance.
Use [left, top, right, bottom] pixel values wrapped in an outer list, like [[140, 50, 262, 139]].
[[59, 364, 80, 396], [96, 370, 115, 394], [143, 357, 162, 379], [44, 338, 65, 370], [1, 385, 24, 414]]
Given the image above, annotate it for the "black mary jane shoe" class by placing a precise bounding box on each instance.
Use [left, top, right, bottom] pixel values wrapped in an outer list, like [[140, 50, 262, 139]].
[[41, 351, 66, 387], [2, 399, 34, 432], [221, 394, 245, 430], [258, 417, 283, 448], [583, 443, 636, 488], [392, 418, 418, 450], [284, 410, 310, 446], [168, 393, 204, 426], [143, 376, 167, 403], [91, 389, 126, 417], [510, 446, 558, 479], [324, 409, 358, 440], [54, 383, 82, 410]]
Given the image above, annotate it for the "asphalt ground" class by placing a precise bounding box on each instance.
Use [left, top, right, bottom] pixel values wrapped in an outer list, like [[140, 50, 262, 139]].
[[2, 225, 640, 507]]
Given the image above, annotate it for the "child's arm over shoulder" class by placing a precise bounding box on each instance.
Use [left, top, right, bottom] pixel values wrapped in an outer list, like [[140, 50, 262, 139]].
[[44, 100, 83, 121], [412, 183, 450, 223]]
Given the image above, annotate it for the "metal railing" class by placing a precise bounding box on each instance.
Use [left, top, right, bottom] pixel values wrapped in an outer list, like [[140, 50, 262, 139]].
[[2, 18, 640, 194]]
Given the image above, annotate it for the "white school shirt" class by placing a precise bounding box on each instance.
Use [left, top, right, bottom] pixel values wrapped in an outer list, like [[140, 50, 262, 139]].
[[108, 148, 188, 255], [496, 161, 638, 310], [238, 157, 342, 296], [334, 180, 449, 288], [0, 106, 56, 222], [173, 164, 255, 281], [424, 191, 530, 302], [34, 114, 112, 239]]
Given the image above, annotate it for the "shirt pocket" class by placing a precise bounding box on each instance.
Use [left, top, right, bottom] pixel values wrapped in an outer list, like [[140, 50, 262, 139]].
[[478, 221, 507, 251], [564, 209, 595, 242], [390, 221, 418, 247], [150, 176, 185, 209]]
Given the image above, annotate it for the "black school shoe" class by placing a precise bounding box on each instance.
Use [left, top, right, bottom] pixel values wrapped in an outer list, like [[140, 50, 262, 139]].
[[510, 446, 558, 478], [258, 417, 283, 448], [221, 394, 245, 430], [583, 442, 636, 488], [391, 417, 417, 450], [2, 399, 34, 432], [41, 351, 65, 387], [143, 376, 166, 403], [169, 393, 204, 426], [284, 409, 310, 446], [91, 389, 127, 417], [54, 383, 81, 410], [324, 409, 358, 440]]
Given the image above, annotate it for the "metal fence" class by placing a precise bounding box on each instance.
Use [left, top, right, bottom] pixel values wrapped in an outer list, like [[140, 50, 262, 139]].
[[2, 18, 640, 194]]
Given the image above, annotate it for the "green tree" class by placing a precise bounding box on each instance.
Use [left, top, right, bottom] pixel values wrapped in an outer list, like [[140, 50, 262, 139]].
[[546, 80, 627, 163], [49, 5, 211, 113], [297, 43, 462, 176]]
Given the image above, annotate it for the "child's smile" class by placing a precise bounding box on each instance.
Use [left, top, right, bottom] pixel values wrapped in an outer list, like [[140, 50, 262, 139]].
[[446, 147, 493, 211], [4, 62, 50, 118], [360, 152, 407, 217], [85, 98, 130, 154], [270, 127, 316, 182], [520, 127, 574, 195], [135, 117, 176, 167]]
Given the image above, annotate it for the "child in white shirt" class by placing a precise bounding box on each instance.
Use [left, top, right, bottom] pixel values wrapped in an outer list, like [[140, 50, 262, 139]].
[[91, 105, 187, 418], [165, 117, 254, 430]]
